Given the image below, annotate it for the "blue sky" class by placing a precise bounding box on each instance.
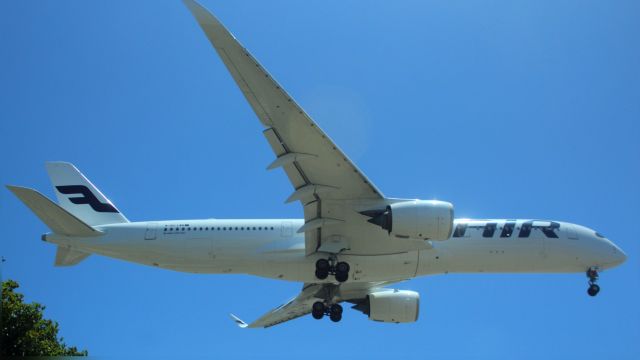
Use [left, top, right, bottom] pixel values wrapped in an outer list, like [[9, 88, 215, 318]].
[[1, 0, 639, 358]]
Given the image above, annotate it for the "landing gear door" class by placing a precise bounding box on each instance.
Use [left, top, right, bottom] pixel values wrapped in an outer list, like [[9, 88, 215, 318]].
[[145, 222, 157, 240]]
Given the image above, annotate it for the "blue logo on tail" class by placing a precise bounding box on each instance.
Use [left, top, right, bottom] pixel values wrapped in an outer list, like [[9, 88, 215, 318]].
[[55, 185, 118, 213]]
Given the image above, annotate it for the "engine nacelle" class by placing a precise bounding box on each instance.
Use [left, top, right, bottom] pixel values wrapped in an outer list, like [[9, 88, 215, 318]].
[[357, 290, 420, 323], [364, 200, 454, 240]]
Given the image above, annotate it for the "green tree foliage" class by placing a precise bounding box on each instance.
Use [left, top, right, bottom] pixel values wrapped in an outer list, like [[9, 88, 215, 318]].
[[1, 279, 87, 356]]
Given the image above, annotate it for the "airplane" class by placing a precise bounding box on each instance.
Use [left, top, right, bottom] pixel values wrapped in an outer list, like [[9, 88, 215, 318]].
[[7, 0, 627, 328]]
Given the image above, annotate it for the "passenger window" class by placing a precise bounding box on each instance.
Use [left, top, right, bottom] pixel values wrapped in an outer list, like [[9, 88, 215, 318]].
[[253, 227, 256, 230], [501, 222, 515, 238], [483, 223, 497, 238], [519, 222, 532, 237], [452, 224, 467, 238]]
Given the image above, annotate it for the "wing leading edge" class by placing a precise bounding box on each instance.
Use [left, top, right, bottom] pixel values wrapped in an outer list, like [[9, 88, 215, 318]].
[[229, 283, 323, 328], [183, 0, 386, 254]]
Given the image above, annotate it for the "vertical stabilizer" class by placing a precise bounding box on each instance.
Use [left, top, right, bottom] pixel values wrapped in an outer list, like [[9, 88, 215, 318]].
[[45, 162, 129, 226]]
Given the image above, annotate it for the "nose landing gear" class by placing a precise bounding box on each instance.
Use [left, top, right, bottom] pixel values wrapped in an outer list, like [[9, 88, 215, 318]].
[[315, 257, 350, 283], [586, 267, 600, 297], [311, 301, 343, 322]]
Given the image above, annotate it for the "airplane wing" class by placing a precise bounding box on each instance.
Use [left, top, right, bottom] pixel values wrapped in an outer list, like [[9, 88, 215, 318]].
[[230, 283, 322, 328], [184, 1, 427, 255], [230, 282, 395, 328]]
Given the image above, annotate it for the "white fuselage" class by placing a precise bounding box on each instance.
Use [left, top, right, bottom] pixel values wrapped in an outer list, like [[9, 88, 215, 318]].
[[45, 218, 626, 283]]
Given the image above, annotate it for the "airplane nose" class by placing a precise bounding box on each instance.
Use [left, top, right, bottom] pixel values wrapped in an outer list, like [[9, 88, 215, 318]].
[[592, 231, 627, 268], [609, 243, 627, 267], [606, 240, 627, 267]]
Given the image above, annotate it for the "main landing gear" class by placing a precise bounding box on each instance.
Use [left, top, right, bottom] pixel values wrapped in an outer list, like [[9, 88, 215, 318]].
[[311, 301, 343, 322], [587, 267, 601, 297], [315, 258, 350, 283]]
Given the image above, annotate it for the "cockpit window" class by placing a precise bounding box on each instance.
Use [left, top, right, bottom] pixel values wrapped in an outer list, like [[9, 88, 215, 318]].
[[541, 222, 560, 238], [519, 222, 532, 238], [482, 223, 497, 238], [452, 223, 467, 238], [501, 222, 515, 238], [595, 232, 605, 238]]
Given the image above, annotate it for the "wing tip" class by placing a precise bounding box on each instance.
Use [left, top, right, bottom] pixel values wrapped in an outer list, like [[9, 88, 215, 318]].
[[229, 313, 249, 328], [182, 0, 213, 21], [5, 184, 20, 192]]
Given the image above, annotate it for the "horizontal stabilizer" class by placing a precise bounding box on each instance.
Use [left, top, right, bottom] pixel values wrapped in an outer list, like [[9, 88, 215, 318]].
[[55, 246, 91, 266], [7, 185, 102, 237]]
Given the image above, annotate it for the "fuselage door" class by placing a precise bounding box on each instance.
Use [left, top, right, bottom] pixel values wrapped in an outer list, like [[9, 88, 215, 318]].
[[281, 221, 293, 238], [145, 222, 157, 240]]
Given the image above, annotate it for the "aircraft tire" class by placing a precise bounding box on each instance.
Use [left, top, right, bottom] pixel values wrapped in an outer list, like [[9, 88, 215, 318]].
[[336, 261, 350, 274], [315, 269, 329, 280], [329, 311, 342, 323], [312, 301, 325, 319], [335, 271, 348, 283], [316, 259, 330, 271]]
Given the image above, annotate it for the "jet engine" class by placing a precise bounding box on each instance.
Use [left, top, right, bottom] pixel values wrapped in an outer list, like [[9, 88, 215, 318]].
[[362, 200, 454, 240], [352, 289, 420, 323]]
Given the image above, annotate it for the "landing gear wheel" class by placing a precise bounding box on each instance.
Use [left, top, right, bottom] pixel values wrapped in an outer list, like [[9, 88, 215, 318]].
[[311, 301, 325, 319], [334, 261, 350, 282], [336, 262, 350, 274], [315, 269, 329, 280], [316, 259, 330, 271], [335, 271, 348, 283], [315, 259, 330, 280], [330, 304, 343, 314], [586, 267, 600, 297], [588, 284, 600, 297], [329, 312, 342, 322], [310, 302, 343, 322], [315, 258, 350, 282], [329, 304, 343, 322]]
